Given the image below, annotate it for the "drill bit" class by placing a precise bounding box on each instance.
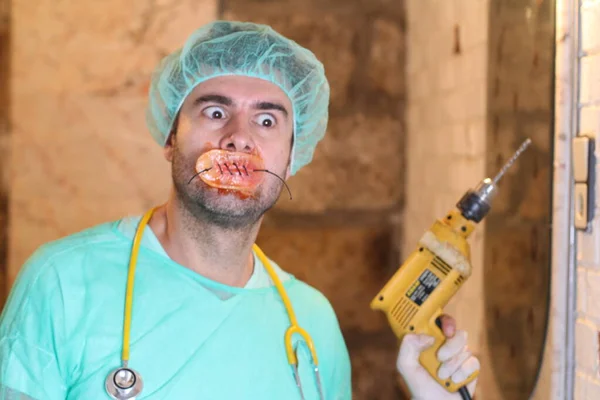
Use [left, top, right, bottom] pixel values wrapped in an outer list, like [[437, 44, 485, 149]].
[[456, 137, 532, 222], [492, 138, 532, 185]]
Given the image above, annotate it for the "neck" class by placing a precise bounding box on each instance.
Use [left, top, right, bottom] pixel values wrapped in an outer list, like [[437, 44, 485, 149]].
[[148, 195, 262, 287]]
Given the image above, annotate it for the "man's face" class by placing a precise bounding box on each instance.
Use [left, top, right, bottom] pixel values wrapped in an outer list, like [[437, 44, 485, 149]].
[[164, 75, 294, 228]]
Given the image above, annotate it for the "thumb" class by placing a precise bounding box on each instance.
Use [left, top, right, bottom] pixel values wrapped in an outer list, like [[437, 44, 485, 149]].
[[397, 334, 435, 375]]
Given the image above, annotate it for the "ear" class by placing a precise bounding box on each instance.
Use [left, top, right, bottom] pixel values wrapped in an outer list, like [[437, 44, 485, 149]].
[[285, 133, 294, 180], [164, 113, 181, 162], [163, 134, 175, 162]]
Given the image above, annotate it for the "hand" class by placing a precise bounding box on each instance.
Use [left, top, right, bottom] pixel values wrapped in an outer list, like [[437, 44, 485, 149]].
[[396, 315, 479, 400]]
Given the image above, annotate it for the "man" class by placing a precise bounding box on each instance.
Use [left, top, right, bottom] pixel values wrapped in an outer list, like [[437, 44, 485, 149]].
[[0, 21, 479, 399]]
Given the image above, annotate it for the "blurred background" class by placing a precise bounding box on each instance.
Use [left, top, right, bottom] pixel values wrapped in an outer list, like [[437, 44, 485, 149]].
[[2, 0, 596, 398]]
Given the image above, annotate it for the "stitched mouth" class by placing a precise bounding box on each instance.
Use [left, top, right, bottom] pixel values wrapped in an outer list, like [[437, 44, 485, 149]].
[[188, 149, 293, 200], [192, 149, 266, 191]]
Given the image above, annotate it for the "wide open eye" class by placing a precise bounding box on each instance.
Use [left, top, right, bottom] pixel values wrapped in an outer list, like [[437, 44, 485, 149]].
[[255, 113, 276, 128], [203, 106, 227, 120]]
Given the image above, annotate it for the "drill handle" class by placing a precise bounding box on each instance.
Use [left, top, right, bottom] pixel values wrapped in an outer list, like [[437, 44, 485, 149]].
[[418, 308, 479, 392]]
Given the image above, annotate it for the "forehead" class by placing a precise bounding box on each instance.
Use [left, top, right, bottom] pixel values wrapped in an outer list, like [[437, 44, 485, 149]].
[[182, 75, 293, 109]]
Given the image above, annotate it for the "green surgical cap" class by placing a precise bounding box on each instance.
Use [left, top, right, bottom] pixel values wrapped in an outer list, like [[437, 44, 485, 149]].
[[146, 20, 330, 175]]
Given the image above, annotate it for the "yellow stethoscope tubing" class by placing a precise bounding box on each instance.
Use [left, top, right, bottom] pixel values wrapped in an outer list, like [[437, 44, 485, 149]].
[[252, 244, 320, 367], [120, 208, 320, 369], [121, 207, 155, 364]]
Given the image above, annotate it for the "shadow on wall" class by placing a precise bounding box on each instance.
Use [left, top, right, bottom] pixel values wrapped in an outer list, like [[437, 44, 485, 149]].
[[484, 0, 554, 398]]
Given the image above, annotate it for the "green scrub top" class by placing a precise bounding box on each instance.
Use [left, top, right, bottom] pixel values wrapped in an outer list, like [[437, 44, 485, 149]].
[[0, 216, 352, 399]]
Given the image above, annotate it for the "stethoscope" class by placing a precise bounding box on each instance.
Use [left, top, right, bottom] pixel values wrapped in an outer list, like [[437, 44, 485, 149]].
[[106, 207, 325, 400]]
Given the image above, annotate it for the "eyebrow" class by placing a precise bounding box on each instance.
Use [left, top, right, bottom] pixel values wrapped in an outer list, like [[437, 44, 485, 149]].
[[253, 101, 289, 118], [193, 94, 233, 107]]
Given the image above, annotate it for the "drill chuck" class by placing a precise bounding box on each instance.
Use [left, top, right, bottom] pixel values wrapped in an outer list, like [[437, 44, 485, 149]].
[[457, 178, 497, 222]]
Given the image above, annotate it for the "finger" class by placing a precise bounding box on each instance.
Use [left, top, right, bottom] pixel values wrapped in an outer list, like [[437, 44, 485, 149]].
[[439, 314, 456, 338], [451, 355, 481, 384], [397, 334, 435, 374], [437, 348, 471, 380], [437, 330, 468, 362]]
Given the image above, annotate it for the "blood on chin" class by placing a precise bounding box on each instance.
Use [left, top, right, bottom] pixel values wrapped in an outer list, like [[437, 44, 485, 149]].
[[211, 186, 259, 200]]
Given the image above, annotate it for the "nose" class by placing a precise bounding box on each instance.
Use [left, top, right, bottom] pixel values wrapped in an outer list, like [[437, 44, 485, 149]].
[[218, 117, 254, 153]]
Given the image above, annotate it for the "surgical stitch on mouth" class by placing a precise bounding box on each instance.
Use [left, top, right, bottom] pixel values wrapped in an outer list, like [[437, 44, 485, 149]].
[[187, 166, 292, 200], [189, 150, 293, 199], [233, 163, 244, 176], [213, 161, 249, 176]]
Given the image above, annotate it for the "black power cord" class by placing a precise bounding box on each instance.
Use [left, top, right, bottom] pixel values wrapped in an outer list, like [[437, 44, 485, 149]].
[[458, 386, 472, 400]]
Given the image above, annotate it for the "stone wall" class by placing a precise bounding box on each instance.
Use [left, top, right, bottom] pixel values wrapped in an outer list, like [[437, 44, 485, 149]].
[[221, 1, 407, 398], [484, 1, 554, 399], [8, 0, 218, 282]]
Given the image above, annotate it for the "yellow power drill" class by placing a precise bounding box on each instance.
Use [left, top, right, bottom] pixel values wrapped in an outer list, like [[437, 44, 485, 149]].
[[370, 138, 532, 400]]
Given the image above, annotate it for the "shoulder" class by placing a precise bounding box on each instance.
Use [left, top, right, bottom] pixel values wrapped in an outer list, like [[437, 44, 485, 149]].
[[286, 279, 337, 317], [24, 220, 126, 269], [9, 220, 127, 298], [285, 279, 345, 350], [1, 220, 126, 334], [33, 220, 125, 262]]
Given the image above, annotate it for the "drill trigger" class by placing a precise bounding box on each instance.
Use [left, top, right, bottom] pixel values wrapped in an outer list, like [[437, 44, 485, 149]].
[[435, 316, 443, 331]]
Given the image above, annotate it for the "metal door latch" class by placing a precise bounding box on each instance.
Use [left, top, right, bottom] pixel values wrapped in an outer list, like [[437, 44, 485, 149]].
[[573, 135, 595, 231]]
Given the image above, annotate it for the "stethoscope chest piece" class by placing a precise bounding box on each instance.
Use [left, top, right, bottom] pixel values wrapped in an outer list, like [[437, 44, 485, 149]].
[[105, 367, 144, 400]]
